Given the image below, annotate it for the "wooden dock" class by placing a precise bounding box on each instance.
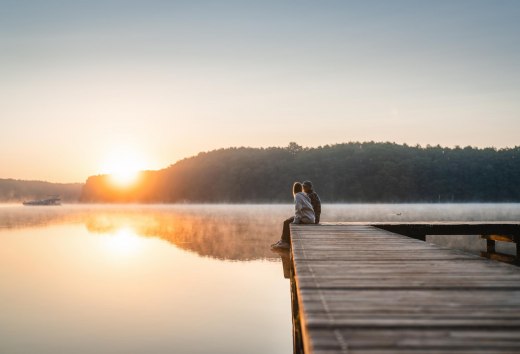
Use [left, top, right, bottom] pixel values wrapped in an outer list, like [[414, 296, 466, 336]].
[[289, 224, 520, 354]]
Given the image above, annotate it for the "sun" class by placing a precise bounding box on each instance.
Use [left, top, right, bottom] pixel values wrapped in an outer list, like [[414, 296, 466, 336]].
[[111, 162, 140, 186], [101, 147, 146, 187]]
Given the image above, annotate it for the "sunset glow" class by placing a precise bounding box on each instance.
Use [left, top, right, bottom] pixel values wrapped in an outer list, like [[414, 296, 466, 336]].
[[1, 1, 519, 183], [3, 1, 520, 353], [110, 165, 140, 187], [101, 147, 146, 187]]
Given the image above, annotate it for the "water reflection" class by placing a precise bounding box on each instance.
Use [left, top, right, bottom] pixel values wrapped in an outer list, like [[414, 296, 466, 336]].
[[271, 248, 291, 279], [1, 204, 520, 354], [0, 207, 294, 354], [83, 208, 286, 261], [0, 205, 294, 261], [100, 227, 147, 258], [1, 203, 519, 260]]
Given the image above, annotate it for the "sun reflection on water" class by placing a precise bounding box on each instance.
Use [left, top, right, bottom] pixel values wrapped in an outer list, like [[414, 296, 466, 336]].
[[100, 226, 146, 259]]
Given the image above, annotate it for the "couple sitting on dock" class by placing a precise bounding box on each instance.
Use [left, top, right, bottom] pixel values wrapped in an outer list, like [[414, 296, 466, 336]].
[[271, 180, 321, 250]]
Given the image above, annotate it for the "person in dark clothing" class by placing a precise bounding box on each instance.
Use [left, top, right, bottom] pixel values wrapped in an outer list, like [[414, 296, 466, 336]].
[[277, 215, 295, 246], [302, 180, 321, 224], [271, 180, 321, 250]]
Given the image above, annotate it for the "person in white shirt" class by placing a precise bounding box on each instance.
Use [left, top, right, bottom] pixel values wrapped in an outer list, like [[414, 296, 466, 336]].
[[271, 182, 315, 250], [293, 183, 315, 224]]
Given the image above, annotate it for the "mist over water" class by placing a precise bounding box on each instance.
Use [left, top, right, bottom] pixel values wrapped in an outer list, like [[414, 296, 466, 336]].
[[0, 203, 518, 354], [0, 204, 295, 354], [1, 202, 518, 260], [322, 203, 520, 255], [1, 203, 519, 258], [322, 203, 520, 222]]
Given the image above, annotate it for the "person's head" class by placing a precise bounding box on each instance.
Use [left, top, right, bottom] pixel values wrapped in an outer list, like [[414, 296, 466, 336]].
[[293, 182, 303, 196], [302, 180, 313, 193]]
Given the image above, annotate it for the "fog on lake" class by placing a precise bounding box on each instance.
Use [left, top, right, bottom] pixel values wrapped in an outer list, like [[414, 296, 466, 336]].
[[0, 203, 519, 354]]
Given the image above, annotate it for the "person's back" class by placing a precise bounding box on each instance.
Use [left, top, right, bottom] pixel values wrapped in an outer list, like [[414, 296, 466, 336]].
[[303, 181, 321, 224], [294, 191, 315, 224], [271, 181, 315, 250]]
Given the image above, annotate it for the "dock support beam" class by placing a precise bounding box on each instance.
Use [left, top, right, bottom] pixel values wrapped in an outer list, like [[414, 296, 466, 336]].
[[375, 224, 520, 265], [480, 234, 519, 265]]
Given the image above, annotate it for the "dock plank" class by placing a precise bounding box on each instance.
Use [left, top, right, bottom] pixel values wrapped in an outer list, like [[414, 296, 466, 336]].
[[290, 224, 520, 354]]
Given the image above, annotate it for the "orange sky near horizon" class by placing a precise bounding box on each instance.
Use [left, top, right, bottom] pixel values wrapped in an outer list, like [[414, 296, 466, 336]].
[[1, 1, 519, 183]]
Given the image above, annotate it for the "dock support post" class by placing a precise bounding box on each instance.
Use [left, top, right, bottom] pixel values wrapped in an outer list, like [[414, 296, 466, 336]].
[[480, 234, 519, 264], [290, 250, 305, 354], [486, 238, 496, 253]]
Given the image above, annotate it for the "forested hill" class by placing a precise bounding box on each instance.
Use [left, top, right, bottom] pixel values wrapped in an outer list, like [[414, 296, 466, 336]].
[[0, 179, 83, 202], [80, 142, 520, 203]]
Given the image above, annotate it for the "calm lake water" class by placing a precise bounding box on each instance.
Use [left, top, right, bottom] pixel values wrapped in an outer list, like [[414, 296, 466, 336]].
[[1, 203, 519, 354]]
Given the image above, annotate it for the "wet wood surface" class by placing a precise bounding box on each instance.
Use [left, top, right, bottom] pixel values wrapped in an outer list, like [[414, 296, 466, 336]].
[[290, 224, 520, 354]]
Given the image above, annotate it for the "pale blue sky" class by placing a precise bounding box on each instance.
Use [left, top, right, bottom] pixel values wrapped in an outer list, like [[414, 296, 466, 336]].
[[1, 1, 519, 182]]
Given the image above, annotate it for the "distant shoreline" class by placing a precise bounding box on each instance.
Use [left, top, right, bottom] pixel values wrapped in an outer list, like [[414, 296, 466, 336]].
[[3, 202, 520, 206]]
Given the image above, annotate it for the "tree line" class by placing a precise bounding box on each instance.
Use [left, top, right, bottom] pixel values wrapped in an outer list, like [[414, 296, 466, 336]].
[[80, 142, 520, 203], [0, 179, 83, 202]]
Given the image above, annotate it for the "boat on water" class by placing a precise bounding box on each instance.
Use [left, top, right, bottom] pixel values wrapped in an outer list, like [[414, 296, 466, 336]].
[[23, 196, 61, 206]]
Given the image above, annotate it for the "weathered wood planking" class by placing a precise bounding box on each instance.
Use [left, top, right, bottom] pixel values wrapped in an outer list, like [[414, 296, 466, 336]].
[[290, 224, 520, 354]]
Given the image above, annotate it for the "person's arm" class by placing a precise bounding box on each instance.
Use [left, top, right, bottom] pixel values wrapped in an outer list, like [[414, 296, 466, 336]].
[[293, 193, 304, 223], [294, 193, 304, 211]]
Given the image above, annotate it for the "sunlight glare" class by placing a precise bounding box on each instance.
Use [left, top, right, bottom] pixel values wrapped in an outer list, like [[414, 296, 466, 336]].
[[101, 147, 146, 186], [102, 227, 145, 258]]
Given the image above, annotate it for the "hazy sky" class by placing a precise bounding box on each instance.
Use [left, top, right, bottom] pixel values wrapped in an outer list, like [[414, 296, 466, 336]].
[[1, 0, 519, 182]]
